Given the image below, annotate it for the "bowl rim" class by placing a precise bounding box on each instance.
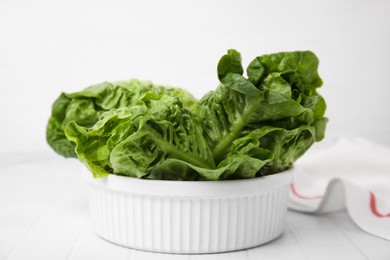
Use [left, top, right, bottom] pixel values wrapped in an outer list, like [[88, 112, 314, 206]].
[[84, 168, 294, 197]]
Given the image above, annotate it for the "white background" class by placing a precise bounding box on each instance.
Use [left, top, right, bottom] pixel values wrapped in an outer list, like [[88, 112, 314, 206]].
[[1, 0, 390, 154]]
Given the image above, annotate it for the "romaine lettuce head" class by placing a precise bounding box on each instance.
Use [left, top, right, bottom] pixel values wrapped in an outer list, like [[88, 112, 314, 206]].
[[198, 49, 327, 174], [47, 49, 327, 180], [46, 79, 196, 158]]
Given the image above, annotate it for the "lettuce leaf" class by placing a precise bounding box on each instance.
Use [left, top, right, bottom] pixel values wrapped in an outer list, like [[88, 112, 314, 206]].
[[64, 93, 273, 180], [198, 49, 327, 172], [47, 49, 327, 180], [46, 79, 196, 158]]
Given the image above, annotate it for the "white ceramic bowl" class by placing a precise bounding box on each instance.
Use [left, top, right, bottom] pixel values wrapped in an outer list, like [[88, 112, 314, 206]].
[[84, 170, 293, 254]]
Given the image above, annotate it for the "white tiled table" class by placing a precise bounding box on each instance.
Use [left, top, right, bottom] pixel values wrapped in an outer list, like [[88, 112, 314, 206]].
[[1, 152, 389, 260]]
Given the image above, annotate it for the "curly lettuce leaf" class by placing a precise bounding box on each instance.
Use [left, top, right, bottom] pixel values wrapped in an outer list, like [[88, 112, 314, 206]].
[[64, 92, 275, 180], [198, 49, 327, 171], [64, 94, 213, 178], [46, 79, 196, 158]]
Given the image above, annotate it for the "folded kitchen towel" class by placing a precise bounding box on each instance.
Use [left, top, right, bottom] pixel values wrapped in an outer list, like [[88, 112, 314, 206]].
[[288, 136, 390, 240]]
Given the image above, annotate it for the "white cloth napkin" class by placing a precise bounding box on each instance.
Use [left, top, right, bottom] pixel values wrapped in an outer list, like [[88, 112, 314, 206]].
[[288, 137, 390, 240]]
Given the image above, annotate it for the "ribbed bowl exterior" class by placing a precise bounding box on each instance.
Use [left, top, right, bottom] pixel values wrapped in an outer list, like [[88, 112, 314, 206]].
[[86, 172, 292, 254]]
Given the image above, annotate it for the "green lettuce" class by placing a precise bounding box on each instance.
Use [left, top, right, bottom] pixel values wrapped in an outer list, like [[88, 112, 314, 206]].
[[64, 93, 273, 180], [46, 79, 196, 158], [46, 49, 327, 180], [198, 49, 327, 173]]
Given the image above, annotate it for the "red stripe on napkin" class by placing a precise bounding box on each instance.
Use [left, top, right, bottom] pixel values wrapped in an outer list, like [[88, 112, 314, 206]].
[[290, 183, 323, 200], [370, 192, 390, 218]]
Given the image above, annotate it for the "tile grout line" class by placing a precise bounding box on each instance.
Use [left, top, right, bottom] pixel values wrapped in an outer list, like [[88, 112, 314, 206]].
[[284, 226, 308, 258], [67, 220, 91, 260], [5, 176, 80, 260], [327, 212, 371, 260], [287, 224, 312, 260]]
